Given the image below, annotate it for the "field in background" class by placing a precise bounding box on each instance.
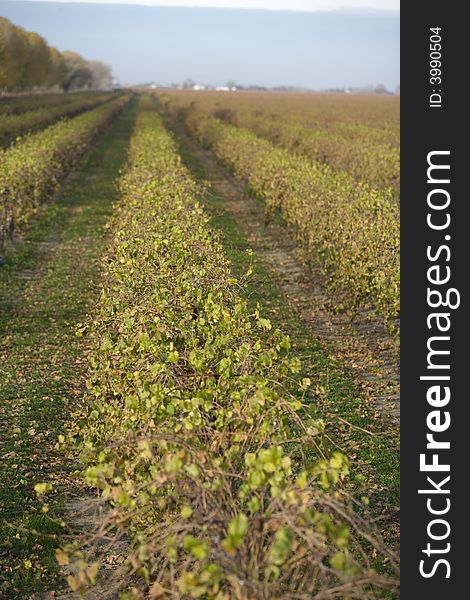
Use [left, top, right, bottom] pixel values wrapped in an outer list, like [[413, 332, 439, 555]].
[[160, 91, 399, 196], [0, 90, 400, 599], [159, 90, 400, 328]]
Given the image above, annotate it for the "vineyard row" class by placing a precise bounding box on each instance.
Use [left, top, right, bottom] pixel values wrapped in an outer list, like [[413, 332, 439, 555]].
[[64, 97, 398, 597], [164, 101, 400, 327], [0, 94, 131, 250], [0, 91, 120, 148]]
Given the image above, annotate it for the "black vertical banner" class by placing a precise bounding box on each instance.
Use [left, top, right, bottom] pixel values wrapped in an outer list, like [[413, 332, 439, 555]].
[[401, 3, 467, 598]]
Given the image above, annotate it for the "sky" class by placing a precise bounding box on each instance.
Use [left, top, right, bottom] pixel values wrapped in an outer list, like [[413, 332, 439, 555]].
[[0, 0, 400, 89], [13, 0, 400, 9]]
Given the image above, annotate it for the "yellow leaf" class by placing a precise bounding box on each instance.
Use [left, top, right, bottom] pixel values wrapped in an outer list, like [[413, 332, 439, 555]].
[[55, 549, 69, 566]]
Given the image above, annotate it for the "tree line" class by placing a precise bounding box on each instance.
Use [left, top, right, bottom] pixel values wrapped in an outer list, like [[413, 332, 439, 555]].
[[0, 17, 113, 92]]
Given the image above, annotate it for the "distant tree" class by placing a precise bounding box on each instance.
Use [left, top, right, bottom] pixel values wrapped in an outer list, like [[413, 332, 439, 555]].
[[0, 17, 28, 88], [88, 60, 113, 90], [183, 78, 195, 89], [0, 16, 114, 92], [61, 51, 93, 91], [19, 31, 51, 87], [46, 46, 67, 87], [374, 83, 388, 94]]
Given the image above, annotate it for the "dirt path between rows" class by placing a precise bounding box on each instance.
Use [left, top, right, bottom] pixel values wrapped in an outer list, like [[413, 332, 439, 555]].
[[171, 120, 399, 423]]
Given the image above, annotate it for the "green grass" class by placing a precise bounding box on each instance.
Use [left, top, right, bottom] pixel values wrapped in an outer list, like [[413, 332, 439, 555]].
[[0, 97, 138, 598], [167, 121, 399, 554]]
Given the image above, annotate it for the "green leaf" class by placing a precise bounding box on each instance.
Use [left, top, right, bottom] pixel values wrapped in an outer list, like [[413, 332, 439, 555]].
[[183, 536, 208, 560]]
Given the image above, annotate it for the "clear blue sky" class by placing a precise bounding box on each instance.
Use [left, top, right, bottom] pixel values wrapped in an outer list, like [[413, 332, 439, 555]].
[[0, 0, 400, 89]]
